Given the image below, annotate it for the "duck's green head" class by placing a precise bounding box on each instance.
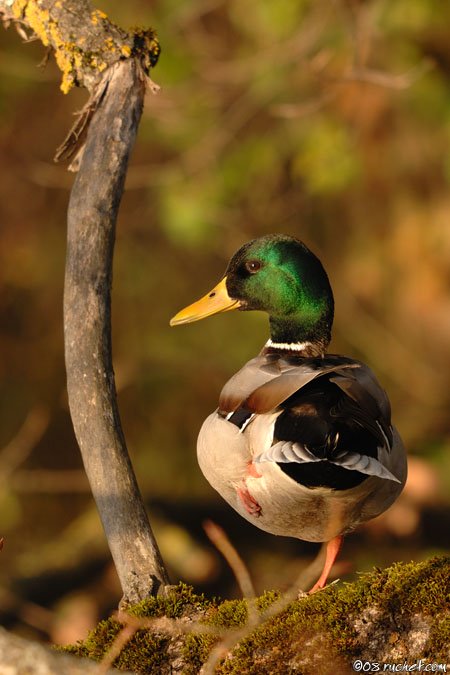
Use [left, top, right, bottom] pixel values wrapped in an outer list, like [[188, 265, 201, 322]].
[[170, 234, 334, 351]]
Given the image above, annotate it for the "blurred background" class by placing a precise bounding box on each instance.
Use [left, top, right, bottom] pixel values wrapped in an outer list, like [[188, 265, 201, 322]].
[[0, 0, 449, 647]]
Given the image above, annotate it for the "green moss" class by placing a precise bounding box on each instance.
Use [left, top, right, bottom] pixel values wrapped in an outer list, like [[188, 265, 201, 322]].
[[213, 557, 450, 672], [426, 616, 450, 662], [207, 599, 248, 628], [116, 631, 170, 673], [182, 633, 218, 674], [255, 589, 281, 611], [127, 582, 208, 619], [62, 558, 450, 673], [61, 617, 123, 663], [65, 615, 170, 672]]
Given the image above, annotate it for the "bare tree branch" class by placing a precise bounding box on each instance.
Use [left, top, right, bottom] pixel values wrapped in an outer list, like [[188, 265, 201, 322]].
[[0, 405, 50, 478], [64, 58, 169, 603], [0, 0, 170, 604]]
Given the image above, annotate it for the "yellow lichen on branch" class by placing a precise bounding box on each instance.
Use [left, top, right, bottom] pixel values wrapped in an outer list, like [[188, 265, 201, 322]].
[[91, 8, 107, 24], [12, 0, 50, 44], [7, 0, 160, 93]]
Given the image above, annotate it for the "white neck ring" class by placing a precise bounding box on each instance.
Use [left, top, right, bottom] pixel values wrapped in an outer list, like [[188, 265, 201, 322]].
[[265, 339, 315, 352]]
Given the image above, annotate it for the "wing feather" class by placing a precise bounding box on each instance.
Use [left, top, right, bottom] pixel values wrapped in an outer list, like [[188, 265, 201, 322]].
[[245, 363, 358, 414], [255, 441, 401, 483], [219, 353, 393, 455]]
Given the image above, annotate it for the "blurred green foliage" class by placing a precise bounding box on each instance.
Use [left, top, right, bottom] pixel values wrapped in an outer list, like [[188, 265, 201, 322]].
[[0, 0, 449, 642]]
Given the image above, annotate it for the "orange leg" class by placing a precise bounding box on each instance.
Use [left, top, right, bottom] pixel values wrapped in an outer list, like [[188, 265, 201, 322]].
[[237, 485, 262, 517], [236, 462, 263, 517], [308, 535, 343, 594]]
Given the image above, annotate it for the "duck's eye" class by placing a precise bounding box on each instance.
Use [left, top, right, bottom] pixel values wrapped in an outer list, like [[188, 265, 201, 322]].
[[245, 260, 261, 274]]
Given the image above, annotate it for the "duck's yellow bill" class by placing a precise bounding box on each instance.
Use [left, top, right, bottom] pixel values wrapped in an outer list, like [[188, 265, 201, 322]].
[[170, 277, 241, 326]]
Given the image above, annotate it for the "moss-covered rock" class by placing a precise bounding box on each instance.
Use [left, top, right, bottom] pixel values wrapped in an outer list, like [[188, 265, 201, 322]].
[[63, 557, 450, 673]]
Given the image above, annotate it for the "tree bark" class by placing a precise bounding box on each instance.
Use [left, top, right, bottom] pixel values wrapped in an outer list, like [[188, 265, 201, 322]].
[[64, 58, 169, 603], [0, 0, 170, 603]]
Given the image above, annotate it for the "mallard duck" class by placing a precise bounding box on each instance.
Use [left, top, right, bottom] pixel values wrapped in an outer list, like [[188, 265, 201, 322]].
[[170, 234, 407, 592]]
